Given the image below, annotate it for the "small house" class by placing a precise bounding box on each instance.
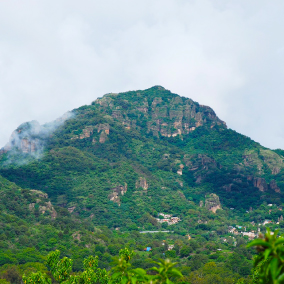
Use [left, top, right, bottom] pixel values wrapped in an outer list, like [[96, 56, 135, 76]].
[[144, 247, 152, 252]]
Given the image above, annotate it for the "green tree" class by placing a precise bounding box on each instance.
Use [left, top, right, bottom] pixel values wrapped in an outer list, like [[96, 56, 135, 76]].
[[23, 250, 109, 284], [248, 229, 284, 284], [150, 258, 183, 284], [22, 249, 183, 284]]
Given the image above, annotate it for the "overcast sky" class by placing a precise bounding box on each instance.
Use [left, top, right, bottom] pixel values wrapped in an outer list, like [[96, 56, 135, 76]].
[[0, 0, 284, 149]]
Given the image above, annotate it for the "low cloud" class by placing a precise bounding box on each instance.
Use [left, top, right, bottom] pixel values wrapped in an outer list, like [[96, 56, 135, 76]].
[[0, 112, 74, 167], [0, 0, 284, 149]]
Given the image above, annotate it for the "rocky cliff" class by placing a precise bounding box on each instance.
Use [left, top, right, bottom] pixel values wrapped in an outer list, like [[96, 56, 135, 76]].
[[205, 193, 221, 213], [108, 184, 128, 205], [94, 86, 226, 138], [0, 121, 44, 154], [0, 112, 73, 157]]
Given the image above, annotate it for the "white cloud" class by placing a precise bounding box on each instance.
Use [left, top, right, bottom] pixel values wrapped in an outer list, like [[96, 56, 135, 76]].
[[0, 0, 284, 149]]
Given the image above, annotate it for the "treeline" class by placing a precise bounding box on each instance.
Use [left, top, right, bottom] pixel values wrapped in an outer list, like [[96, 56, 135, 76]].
[[1, 247, 249, 284], [2, 229, 283, 283]]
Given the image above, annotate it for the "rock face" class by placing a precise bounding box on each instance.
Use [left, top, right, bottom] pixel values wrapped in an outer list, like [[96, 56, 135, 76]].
[[80, 127, 93, 139], [1, 112, 73, 156], [71, 123, 110, 144], [108, 184, 128, 205], [71, 126, 94, 140], [97, 123, 110, 135], [243, 149, 284, 176], [259, 149, 283, 175], [28, 190, 57, 219], [1, 121, 44, 154], [177, 164, 184, 175], [270, 180, 281, 193], [205, 193, 221, 213], [253, 178, 268, 192], [184, 154, 217, 171], [94, 86, 226, 139], [68, 206, 76, 213], [183, 154, 218, 183], [136, 177, 148, 190]]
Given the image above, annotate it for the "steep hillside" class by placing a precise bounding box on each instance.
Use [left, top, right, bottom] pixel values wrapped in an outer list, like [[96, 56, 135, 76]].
[[0, 173, 104, 269], [1, 86, 284, 230]]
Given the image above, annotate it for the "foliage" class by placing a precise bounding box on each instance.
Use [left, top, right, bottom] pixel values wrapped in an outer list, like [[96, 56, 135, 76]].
[[23, 250, 109, 284], [248, 229, 284, 283], [22, 249, 182, 284], [1, 86, 283, 283]]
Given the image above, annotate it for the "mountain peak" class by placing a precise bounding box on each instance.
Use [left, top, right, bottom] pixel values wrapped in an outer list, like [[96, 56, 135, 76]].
[[148, 85, 167, 91], [93, 86, 226, 138]]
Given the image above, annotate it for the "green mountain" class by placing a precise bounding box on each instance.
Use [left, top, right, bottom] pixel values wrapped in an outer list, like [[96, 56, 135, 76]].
[[2, 86, 284, 282], [1, 85, 284, 229]]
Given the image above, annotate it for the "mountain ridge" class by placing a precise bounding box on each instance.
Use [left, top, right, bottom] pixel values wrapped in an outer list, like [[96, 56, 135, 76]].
[[1, 86, 284, 281], [0, 86, 284, 226], [93, 85, 227, 138]]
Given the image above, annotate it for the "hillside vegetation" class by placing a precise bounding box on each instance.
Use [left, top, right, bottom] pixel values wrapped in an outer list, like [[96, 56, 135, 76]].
[[1, 86, 284, 283]]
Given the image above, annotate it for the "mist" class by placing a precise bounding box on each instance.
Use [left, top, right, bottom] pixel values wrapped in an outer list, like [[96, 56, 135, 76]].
[[0, 111, 74, 167]]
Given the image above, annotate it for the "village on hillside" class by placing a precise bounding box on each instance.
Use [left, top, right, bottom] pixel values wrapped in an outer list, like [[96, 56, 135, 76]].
[[156, 213, 181, 225]]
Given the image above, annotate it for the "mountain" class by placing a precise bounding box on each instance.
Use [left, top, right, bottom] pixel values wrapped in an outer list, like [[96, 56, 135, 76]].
[[2, 85, 284, 281], [1, 85, 284, 230]]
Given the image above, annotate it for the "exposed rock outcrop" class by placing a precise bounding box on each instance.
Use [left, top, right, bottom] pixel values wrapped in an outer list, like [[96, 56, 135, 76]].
[[183, 154, 218, 183], [243, 151, 264, 175], [2, 121, 43, 154], [243, 149, 284, 175], [99, 132, 108, 143], [177, 164, 184, 175], [270, 180, 280, 193], [30, 189, 48, 199], [80, 127, 93, 139], [71, 126, 94, 140], [39, 201, 57, 219], [72, 232, 81, 242], [68, 206, 76, 213], [205, 193, 221, 213], [94, 86, 226, 138], [253, 178, 268, 192], [184, 154, 217, 171], [108, 184, 128, 205], [28, 190, 57, 219], [136, 177, 148, 190], [97, 123, 110, 143], [71, 123, 110, 143], [96, 123, 110, 135], [259, 149, 283, 175], [1, 112, 73, 156]]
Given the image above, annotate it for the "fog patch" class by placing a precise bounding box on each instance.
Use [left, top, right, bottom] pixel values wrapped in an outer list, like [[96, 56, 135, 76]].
[[0, 111, 74, 167]]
